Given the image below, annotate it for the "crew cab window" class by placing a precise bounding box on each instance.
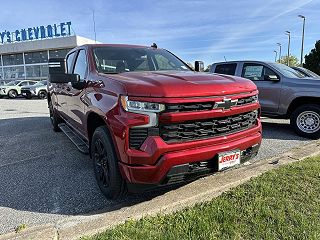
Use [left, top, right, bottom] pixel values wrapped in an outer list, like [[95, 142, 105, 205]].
[[242, 63, 277, 81], [73, 50, 87, 79], [214, 63, 237, 75], [66, 51, 76, 74]]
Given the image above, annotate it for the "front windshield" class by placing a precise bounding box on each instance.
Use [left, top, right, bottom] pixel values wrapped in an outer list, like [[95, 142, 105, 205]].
[[300, 67, 320, 78], [5, 80, 20, 86], [268, 63, 304, 78], [93, 47, 191, 74]]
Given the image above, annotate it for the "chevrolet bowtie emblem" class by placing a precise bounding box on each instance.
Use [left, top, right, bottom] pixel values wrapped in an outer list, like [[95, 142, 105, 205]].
[[214, 98, 238, 110]]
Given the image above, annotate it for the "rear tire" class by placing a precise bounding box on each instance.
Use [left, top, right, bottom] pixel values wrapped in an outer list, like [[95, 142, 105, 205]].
[[290, 104, 320, 139], [91, 126, 127, 199], [8, 89, 18, 99], [49, 100, 62, 132]]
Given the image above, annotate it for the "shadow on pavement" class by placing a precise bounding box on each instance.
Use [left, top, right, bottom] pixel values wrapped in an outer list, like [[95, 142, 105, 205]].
[[0, 116, 183, 217]]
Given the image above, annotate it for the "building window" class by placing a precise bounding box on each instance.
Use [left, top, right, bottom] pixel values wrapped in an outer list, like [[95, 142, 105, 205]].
[[3, 66, 25, 79], [2, 54, 23, 66], [49, 49, 72, 59], [24, 51, 48, 64], [26, 65, 49, 79]]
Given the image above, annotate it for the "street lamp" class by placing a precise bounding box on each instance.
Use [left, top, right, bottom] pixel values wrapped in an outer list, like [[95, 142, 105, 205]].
[[276, 43, 282, 62], [298, 15, 306, 66], [285, 31, 291, 66], [274, 50, 278, 62]]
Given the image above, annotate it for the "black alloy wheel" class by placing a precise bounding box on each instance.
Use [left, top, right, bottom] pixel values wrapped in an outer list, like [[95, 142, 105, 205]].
[[91, 126, 127, 199]]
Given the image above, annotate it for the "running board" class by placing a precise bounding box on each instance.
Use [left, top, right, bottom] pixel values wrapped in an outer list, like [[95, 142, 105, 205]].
[[58, 123, 89, 154]]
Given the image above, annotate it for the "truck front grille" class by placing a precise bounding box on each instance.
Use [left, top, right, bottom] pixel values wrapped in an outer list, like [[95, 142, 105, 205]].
[[164, 95, 257, 113], [160, 111, 258, 143]]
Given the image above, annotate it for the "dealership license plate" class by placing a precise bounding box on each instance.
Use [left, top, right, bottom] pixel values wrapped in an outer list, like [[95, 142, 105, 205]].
[[22, 93, 26, 96], [218, 150, 241, 171]]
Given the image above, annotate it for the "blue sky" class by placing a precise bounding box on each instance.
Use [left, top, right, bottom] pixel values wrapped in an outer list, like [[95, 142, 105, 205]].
[[1, 0, 319, 66]]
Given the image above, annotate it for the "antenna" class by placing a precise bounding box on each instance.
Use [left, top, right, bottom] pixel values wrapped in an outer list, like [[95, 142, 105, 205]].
[[92, 10, 97, 43], [224, 56, 227, 62]]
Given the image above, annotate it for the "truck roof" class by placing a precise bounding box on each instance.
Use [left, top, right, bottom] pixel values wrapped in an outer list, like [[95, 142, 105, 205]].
[[212, 60, 276, 65]]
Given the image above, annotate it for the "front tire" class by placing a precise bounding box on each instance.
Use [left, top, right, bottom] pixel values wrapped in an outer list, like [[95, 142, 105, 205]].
[[38, 90, 47, 99], [91, 126, 127, 199], [290, 104, 320, 139], [49, 100, 62, 132], [8, 89, 18, 99]]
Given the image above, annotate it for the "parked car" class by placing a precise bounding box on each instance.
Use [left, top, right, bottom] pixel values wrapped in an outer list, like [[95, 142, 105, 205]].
[[0, 80, 37, 99], [291, 66, 320, 79], [210, 61, 320, 138], [48, 44, 262, 199], [21, 80, 48, 99]]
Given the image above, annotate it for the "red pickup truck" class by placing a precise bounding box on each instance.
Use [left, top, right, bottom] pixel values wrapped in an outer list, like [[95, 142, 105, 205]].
[[48, 44, 262, 199]]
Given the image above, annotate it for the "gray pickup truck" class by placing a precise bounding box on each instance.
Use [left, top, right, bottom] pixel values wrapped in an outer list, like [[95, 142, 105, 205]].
[[210, 61, 320, 139]]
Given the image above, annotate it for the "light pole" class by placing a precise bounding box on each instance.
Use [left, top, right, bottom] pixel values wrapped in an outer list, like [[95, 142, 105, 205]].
[[298, 15, 306, 66], [285, 31, 291, 66], [274, 50, 278, 62], [277, 43, 282, 62]]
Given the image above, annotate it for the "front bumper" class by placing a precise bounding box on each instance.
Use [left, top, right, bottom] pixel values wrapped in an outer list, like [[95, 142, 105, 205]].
[[21, 89, 36, 97], [119, 121, 262, 185], [0, 89, 7, 96]]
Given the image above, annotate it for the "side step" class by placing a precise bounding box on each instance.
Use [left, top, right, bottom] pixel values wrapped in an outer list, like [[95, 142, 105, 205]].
[[58, 123, 89, 154]]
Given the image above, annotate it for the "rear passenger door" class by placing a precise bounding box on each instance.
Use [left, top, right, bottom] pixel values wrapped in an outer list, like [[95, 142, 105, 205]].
[[241, 63, 282, 114]]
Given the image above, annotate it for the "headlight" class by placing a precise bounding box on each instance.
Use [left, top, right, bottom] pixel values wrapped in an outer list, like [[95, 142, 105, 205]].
[[121, 96, 165, 113]]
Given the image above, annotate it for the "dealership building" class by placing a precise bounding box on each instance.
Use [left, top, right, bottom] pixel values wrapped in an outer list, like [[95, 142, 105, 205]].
[[0, 21, 96, 82]]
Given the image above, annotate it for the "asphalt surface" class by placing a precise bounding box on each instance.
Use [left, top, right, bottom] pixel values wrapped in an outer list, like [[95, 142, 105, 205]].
[[0, 98, 312, 234]]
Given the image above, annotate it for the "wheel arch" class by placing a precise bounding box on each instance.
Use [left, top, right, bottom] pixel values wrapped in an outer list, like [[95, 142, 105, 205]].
[[286, 97, 320, 117], [86, 112, 114, 158]]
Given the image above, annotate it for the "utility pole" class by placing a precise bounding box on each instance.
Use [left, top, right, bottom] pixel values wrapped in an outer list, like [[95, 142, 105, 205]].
[[298, 15, 306, 66], [285, 31, 291, 66], [274, 50, 278, 62], [276, 43, 281, 62], [92, 10, 97, 43]]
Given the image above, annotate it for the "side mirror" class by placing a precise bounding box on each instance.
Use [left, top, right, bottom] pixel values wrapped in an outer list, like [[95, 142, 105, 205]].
[[48, 58, 79, 83], [264, 75, 280, 81], [194, 61, 204, 72]]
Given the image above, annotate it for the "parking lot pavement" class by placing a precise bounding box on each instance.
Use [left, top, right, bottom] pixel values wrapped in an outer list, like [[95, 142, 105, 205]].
[[0, 99, 312, 234]]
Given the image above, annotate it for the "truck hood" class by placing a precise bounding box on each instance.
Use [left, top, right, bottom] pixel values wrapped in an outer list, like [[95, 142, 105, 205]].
[[104, 71, 256, 97]]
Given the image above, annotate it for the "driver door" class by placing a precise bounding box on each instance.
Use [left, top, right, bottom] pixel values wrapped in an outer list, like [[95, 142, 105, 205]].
[[241, 63, 282, 114]]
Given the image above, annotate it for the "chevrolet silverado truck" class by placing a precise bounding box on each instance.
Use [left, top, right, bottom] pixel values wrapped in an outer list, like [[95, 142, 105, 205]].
[[48, 44, 261, 199], [211, 61, 320, 139]]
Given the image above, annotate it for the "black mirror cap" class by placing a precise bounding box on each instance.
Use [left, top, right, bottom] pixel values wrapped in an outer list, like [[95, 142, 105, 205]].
[[49, 58, 67, 74], [49, 73, 80, 84], [265, 75, 280, 81], [194, 61, 204, 72]]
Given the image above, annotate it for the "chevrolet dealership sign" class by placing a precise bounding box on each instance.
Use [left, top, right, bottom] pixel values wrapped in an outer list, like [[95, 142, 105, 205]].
[[0, 21, 72, 44]]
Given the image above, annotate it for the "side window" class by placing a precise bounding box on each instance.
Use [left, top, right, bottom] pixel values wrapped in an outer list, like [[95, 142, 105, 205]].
[[214, 64, 237, 75], [73, 50, 87, 79], [242, 64, 277, 81], [19, 81, 29, 86], [66, 51, 76, 74]]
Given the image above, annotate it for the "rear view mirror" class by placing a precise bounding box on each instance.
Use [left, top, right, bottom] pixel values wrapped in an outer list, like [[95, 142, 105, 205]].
[[264, 75, 280, 81], [48, 58, 79, 84], [195, 61, 204, 72]]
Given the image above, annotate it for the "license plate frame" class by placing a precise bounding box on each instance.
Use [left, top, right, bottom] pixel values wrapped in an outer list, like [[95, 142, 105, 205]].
[[218, 150, 241, 171]]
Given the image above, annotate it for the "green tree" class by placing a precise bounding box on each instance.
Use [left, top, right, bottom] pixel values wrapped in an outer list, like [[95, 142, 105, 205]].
[[304, 40, 320, 75], [277, 55, 299, 67]]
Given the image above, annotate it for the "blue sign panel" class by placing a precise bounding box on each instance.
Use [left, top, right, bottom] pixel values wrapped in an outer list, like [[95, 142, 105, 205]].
[[0, 21, 72, 44]]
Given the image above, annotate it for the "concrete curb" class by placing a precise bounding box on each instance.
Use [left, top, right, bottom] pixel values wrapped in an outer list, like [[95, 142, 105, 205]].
[[1, 140, 320, 240]]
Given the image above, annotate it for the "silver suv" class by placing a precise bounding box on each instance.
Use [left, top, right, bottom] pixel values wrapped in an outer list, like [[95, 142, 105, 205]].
[[210, 61, 320, 139], [21, 80, 48, 99]]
